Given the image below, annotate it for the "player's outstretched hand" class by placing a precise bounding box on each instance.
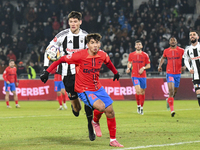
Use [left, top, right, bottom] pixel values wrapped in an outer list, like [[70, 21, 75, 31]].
[[113, 72, 120, 81], [40, 71, 49, 83]]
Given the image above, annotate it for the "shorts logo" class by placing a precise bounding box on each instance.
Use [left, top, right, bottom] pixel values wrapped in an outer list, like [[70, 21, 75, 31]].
[[134, 80, 138, 84], [169, 76, 174, 81], [53, 37, 57, 42], [89, 94, 97, 100]]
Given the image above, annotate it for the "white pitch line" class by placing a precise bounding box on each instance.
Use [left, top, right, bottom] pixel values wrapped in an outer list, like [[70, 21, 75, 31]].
[[109, 140, 200, 150]]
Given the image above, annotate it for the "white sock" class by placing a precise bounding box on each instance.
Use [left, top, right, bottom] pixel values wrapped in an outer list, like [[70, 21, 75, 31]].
[[137, 105, 141, 108], [110, 138, 116, 142], [141, 107, 143, 109], [60, 105, 62, 108]]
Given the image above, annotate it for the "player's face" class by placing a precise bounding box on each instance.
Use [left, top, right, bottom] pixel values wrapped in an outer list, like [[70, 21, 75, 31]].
[[9, 61, 15, 68], [169, 38, 177, 47], [189, 32, 199, 43], [135, 42, 143, 51], [87, 39, 101, 55], [68, 18, 82, 34]]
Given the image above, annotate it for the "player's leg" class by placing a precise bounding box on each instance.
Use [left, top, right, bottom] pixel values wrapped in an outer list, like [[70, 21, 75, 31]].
[[10, 83, 19, 108], [132, 77, 141, 114], [93, 87, 123, 147], [92, 109, 104, 136], [5, 91, 11, 108], [63, 75, 81, 116], [57, 91, 63, 110], [61, 88, 67, 109], [196, 89, 200, 106], [193, 80, 200, 106], [104, 105, 123, 147], [55, 81, 63, 110], [4, 81, 11, 108], [84, 104, 96, 141], [167, 81, 175, 117], [12, 91, 20, 108], [138, 78, 147, 115], [173, 74, 181, 98]]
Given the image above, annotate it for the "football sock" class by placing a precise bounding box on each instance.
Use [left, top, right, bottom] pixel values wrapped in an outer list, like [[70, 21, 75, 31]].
[[167, 97, 174, 112], [93, 109, 104, 123], [198, 98, 200, 106], [140, 95, 145, 107], [84, 104, 93, 125], [6, 101, 9, 106], [15, 100, 18, 106], [107, 117, 116, 139], [58, 95, 63, 106], [62, 94, 66, 103], [135, 94, 140, 105]]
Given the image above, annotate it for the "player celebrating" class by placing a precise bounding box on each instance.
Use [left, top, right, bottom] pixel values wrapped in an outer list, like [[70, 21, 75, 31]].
[[3, 59, 20, 108], [184, 31, 200, 106], [40, 33, 123, 147], [43, 11, 95, 141], [126, 40, 150, 115], [158, 37, 185, 117]]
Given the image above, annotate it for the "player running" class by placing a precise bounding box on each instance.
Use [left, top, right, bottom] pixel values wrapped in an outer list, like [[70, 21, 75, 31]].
[[184, 31, 200, 106], [158, 37, 185, 117], [40, 33, 123, 147], [126, 40, 150, 115], [3, 59, 20, 108], [43, 11, 95, 141]]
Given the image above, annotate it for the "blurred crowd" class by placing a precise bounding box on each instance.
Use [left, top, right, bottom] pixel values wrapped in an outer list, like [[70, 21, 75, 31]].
[[0, 0, 199, 77]]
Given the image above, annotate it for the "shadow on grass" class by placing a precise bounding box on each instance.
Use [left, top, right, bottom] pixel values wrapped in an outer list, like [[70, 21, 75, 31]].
[[28, 136, 105, 147]]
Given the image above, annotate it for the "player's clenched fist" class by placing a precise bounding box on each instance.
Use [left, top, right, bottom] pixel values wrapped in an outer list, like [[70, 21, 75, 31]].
[[113, 72, 120, 81], [40, 71, 49, 83]]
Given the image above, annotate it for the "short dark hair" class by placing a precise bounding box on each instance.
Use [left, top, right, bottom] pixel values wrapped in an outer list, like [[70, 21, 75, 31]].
[[68, 11, 82, 20], [189, 30, 198, 35], [9, 59, 14, 63], [135, 40, 142, 44], [86, 33, 102, 43]]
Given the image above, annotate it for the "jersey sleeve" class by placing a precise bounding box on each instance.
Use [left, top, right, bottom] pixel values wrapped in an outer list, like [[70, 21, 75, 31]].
[[104, 53, 118, 74], [128, 53, 132, 62], [163, 49, 167, 57], [3, 68, 8, 82], [145, 53, 150, 64], [46, 52, 82, 73], [183, 47, 191, 70]]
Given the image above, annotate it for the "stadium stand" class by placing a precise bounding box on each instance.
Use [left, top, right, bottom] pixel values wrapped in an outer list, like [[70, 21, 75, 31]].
[[0, 0, 199, 78]]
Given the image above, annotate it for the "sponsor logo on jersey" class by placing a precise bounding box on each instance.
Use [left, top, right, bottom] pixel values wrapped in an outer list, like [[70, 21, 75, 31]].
[[132, 60, 143, 63], [66, 48, 83, 53], [168, 56, 180, 60], [53, 37, 57, 42], [191, 56, 200, 60], [83, 68, 101, 73]]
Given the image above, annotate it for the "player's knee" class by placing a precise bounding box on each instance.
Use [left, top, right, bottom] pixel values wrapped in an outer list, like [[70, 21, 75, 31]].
[[97, 103, 105, 112], [57, 92, 61, 96], [196, 89, 200, 95]]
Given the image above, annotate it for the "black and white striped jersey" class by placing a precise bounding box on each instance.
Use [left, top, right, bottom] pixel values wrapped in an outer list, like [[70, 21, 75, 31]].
[[184, 42, 200, 80], [44, 28, 88, 77]]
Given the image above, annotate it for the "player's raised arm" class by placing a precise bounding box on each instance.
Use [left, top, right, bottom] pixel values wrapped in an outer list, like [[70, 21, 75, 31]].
[[40, 52, 81, 83]]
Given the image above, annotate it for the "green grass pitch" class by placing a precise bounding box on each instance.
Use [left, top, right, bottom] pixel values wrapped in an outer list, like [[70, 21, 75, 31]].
[[0, 100, 200, 150]]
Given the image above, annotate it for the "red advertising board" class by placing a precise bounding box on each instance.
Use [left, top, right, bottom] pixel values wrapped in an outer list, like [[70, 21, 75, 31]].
[[0, 78, 196, 101]]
